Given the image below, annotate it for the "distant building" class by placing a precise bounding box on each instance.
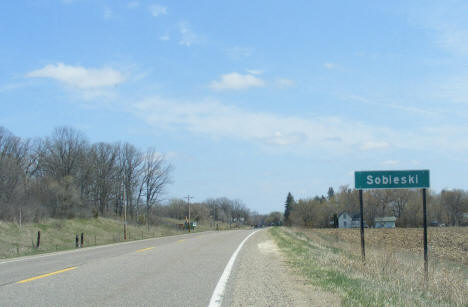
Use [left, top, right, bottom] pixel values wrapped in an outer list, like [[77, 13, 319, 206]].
[[375, 216, 397, 228], [338, 212, 351, 228], [338, 212, 362, 228]]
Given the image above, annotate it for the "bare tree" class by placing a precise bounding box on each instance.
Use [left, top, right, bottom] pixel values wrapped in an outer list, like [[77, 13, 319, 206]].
[[118, 143, 143, 218], [389, 189, 413, 218], [89, 142, 119, 216], [441, 189, 468, 226], [137, 148, 172, 228], [37, 127, 88, 180]]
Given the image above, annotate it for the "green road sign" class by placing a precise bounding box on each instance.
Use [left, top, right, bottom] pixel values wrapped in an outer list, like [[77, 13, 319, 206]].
[[355, 170, 430, 189]]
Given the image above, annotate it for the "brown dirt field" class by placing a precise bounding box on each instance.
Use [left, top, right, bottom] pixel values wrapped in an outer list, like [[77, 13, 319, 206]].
[[302, 227, 468, 265]]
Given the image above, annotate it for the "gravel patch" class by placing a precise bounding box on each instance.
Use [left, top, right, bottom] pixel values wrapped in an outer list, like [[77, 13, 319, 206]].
[[223, 229, 340, 307]]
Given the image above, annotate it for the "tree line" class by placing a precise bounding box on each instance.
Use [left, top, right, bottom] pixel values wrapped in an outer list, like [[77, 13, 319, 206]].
[[0, 126, 174, 223], [0, 126, 256, 226], [284, 186, 468, 228]]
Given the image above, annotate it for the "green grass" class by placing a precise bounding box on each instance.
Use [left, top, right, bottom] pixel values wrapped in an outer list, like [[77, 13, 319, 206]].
[[270, 227, 467, 307], [0, 217, 236, 259]]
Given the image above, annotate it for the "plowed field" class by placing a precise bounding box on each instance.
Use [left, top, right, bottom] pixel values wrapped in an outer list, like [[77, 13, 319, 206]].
[[304, 227, 468, 265]]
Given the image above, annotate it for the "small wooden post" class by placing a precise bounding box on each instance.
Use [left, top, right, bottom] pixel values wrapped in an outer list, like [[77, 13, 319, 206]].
[[36, 231, 41, 248]]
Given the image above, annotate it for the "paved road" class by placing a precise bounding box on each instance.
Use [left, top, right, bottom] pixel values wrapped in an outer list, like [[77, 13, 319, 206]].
[[0, 229, 261, 307]]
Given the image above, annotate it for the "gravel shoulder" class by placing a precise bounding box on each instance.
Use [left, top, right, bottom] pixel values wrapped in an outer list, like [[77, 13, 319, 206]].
[[224, 228, 340, 307]]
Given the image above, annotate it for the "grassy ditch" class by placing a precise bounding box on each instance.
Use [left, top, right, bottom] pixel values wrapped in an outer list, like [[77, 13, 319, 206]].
[[270, 227, 468, 307], [0, 217, 235, 259]]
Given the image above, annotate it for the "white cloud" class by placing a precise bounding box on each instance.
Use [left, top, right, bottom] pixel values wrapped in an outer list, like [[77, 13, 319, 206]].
[[26, 63, 125, 89], [132, 97, 396, 155], [323, 62, 336, 69], [179, 22, 197, 47], [159, 35, 170, 41], [149, 4, 167, 17], [275, 78, 294, 89], [227, 46, 253, 59], [210, 73, 265, 91]]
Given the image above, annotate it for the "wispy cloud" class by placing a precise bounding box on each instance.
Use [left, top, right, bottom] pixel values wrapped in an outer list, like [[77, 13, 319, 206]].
[[323, 62, 337, 69], [128, 1, 139, 8], [382, 160, 399, 166], [245, 69, 263, 75], [179, 22, 197, 47], [406, 2, 468, 56], [0, 82, 26, 93], [26, 63, 125, 89], [360, 141, 390, 151], [132, 96, 397, 154], [275, 78, 294, 89], [159, 34, 170, 41], [226, 46, 253, 59], [343, 94, 440, 117], [149, 4, 167, 17], [103, 7, 114, 20], [209, 73, 265, 91]]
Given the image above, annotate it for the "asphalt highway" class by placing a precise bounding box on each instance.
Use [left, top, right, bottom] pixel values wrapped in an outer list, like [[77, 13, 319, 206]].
[[0, 229, 260, 307]]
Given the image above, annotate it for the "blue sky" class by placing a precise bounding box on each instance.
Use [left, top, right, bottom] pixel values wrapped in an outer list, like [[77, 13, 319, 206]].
[[2, 1, 468, 213]]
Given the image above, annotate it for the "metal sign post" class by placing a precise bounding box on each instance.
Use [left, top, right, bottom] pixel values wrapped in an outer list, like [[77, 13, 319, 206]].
[[359, 189, 365, 262], [354, 170, 430, 280], [422, 188, 428, 281]]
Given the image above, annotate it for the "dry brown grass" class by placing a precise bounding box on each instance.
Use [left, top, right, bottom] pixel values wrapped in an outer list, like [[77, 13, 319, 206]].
[[309, 227, 468, 265], [286, 227, 468, 306], [0, 217, 225, 259]]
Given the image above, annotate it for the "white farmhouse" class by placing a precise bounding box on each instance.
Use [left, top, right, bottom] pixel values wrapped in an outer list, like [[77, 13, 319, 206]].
[[338, 212, 352, 228], [338, 212, 362, 228]]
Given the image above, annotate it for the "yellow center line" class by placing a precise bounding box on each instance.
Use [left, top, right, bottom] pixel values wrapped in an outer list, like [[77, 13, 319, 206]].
[[177, 239, 186, 243], [17, 266, 77, 284], [135, 247, 155, 253]]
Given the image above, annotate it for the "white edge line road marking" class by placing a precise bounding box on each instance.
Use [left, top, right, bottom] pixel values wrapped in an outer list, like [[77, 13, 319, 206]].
[[0, 230, 218, 265], [208, 229, 261, 307]]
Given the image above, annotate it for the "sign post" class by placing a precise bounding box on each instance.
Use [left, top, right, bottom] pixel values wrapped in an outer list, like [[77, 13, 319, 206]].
[[354, 170, 430, 279], [359, 189, 365, 262], [422, 188, 428, 281]]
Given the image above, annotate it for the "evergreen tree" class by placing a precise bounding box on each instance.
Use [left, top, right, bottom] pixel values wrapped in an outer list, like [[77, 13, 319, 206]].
[[333, 213, 338, 228], [284, 192, 295, 225], [327, 186, 335, 200]]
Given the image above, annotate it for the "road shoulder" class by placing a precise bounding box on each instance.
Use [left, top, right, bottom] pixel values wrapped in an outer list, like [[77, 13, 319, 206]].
[[224, 228, 340, 307]]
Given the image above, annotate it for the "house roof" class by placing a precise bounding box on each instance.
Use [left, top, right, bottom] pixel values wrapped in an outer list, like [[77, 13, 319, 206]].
[[338, 211, 359, 218], [375, 216, 397, 222]]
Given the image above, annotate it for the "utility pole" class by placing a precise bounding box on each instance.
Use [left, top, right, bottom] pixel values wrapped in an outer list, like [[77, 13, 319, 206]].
[[185, 195, 193, 233], [123, 184, 127, 240]]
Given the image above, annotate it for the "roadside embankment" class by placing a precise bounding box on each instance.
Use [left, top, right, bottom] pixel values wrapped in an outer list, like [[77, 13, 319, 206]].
[[0, 217, 234, 259], [270, 227, 467, 307]]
